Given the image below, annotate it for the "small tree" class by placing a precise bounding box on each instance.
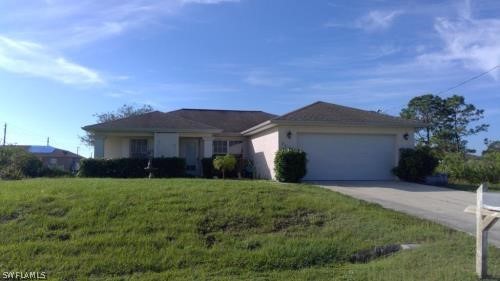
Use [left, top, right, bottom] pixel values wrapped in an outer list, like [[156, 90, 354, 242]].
[[213, 154, 236, 179]]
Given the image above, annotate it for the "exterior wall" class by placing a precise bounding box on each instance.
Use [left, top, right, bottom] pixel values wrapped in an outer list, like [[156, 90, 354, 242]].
[[94, 136, 105, 158], [103, 136, 153, 159], [277, 125, 415, 167], [248, 127, 279, 179], [154, 133, 179, 157]]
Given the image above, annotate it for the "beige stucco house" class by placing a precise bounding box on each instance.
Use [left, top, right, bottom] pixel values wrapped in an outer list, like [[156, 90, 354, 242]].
[[82, 101, 423, 180]]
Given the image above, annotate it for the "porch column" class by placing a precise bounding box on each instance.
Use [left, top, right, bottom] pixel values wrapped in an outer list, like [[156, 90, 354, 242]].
[[94, 135, 105, 159], [202, 136, 214, 158], [154, 133, 179, 157]]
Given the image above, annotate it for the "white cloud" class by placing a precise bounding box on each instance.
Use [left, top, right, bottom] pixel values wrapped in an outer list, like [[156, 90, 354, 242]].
[[0, 0, 240, 47], [0, 35, 103, 85], [244, 71, 294, 87], [418, 2, 500, 79], [355, 10, 404, 31]]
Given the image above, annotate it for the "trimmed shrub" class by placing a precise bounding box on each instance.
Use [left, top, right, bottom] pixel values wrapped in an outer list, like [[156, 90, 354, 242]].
[[40, 167, 74, 178], [78, 157, 186, 178], [213, 154, 237, 179], [274, 148, 307, 183], [202, 158, 215, 178], [153, 157, 186, 178], [393, 146, 439, 182]]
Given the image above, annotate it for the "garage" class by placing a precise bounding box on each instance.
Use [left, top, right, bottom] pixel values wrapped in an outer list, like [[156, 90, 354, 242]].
[[297, 133, 396, 181]]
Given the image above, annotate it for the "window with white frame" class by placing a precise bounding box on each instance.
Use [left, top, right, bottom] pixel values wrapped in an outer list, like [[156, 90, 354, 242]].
[[228, 141, 243, 154], [213, 140, 243, 155], [130, 139, 148, 158], [213, 140, 228, 154]]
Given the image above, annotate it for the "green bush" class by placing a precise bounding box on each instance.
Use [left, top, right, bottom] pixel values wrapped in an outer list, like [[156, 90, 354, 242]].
[[438, 152, 500, 184], [274, 148, 307, 183], [0, 146, 43, 180], [393, 146, 439, 182], [78, 157, 186, 178], [40, 167, 74, 178], [153, 157, 186, 178], [213, 154, 237, 179]]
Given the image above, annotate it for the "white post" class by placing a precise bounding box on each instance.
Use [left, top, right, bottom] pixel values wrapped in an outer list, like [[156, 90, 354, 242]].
[[202, 136, 214, 158], [476, 183, 488, 278]]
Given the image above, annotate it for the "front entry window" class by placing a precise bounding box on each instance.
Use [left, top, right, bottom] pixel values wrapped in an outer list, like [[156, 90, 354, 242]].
[[213, 140, 228, 154], [130, 139, 148, 158], [213, 140, 243, 155]]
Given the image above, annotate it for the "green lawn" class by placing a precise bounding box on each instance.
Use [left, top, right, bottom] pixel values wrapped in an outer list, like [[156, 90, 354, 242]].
[[1, 178, 499, 280]]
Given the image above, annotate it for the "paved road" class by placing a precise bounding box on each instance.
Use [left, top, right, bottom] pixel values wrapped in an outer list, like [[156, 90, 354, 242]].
[[316, 181, 500, 247]]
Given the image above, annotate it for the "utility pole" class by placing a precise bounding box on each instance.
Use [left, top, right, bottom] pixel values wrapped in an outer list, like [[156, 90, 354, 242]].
[[2, 123, 6, 146], [46, 137, 49, 146], [77, 146, 79, 156]]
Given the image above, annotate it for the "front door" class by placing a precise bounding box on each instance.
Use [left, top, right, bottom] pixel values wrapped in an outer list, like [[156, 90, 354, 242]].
[[180, 138, 199, 175]]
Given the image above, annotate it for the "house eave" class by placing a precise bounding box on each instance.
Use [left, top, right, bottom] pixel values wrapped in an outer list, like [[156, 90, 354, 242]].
[[82, 127, 223, 134], [241, 119, 425, 135], [241, 120, 278, 136], [271, 120, 426, 128]]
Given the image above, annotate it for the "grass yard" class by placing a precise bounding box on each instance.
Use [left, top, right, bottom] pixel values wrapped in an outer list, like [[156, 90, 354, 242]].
[[1, 178, 500, 280]]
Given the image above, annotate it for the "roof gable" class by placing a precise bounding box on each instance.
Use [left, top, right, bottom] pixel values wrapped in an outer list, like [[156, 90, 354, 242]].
[[273, 101, 424, 127], [169, 109, 277, 133]]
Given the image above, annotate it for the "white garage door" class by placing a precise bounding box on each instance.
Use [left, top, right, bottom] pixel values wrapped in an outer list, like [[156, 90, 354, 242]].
[[298, 133, 396, 181]]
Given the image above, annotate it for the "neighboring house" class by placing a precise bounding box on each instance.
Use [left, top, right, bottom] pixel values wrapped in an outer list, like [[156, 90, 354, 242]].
[[17, 145, 83, 172], [82, 101, 424, 180]]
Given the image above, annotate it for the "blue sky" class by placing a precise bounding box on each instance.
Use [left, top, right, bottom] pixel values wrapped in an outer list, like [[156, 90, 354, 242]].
[[0, 0, 499, 157]]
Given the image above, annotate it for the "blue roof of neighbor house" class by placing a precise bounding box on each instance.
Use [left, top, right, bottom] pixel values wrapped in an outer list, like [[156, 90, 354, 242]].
[[28, 145, 56, 154], [12, 145, 82, 158]]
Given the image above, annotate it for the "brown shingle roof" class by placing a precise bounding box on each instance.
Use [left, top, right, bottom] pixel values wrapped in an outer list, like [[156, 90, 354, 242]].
[[83, 111, 219, 132], [170, 109, 277, 133], [273, 101, 425, 127]]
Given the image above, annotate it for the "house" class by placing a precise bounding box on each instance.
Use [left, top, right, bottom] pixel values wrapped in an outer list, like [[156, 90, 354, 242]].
[[82, 101, 424, 180], [17, 145, 83, 172]]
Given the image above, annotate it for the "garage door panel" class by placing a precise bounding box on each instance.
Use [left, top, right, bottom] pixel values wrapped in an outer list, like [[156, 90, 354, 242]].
[[298, 133, 396, 180]]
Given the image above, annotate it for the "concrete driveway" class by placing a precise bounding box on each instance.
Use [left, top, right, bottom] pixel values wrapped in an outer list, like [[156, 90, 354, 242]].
[[316, 181, 500, 247]]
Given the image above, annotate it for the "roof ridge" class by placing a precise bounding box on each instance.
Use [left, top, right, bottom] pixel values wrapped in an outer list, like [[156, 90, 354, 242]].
[[273, 101, 324, 120], [163, 111, 220, 130], [174, 108, 268, 113], [276, 101, 413, 122]]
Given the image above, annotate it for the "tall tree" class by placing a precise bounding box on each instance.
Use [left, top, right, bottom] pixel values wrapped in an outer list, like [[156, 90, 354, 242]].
[[80, 104, 154, 146], [439, 95, 489, 152], [400, 94, 445, 145], [401, 94, 488, 153]]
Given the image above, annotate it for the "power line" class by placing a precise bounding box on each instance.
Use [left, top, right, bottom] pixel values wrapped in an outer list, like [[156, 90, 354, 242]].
[[437, 64, 500, 95]]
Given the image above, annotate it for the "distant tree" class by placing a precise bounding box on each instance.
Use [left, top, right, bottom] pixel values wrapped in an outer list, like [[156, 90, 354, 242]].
[[401, 94, 488, 153], [483, 139, 500, 155], [80, 104, 154, 147], [400, 94, 445, 145], [0, 146, 42, 179]]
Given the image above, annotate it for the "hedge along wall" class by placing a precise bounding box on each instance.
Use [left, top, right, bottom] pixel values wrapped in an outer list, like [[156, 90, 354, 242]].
[[78, 157, 186, 178]]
